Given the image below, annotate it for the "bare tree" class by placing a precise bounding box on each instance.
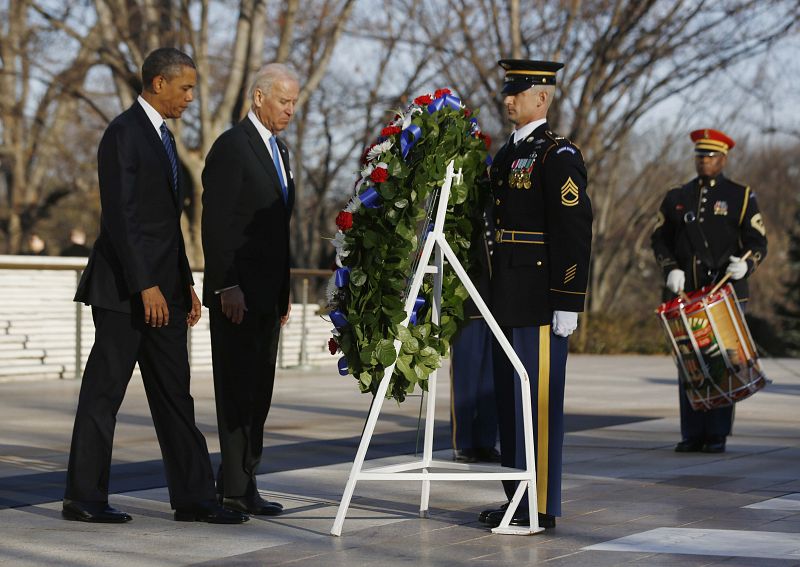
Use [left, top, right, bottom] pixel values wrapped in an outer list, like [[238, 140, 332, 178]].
[[0, 1, 107, 252], [402, 0, 800, 313]]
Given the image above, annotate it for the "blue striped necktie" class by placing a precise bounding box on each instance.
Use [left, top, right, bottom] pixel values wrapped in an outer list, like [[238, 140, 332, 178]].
[[160, 122, 178, 194], [268, 135, 288, 204]]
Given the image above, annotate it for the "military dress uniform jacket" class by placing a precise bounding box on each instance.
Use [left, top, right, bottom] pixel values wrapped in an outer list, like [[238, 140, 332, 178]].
[[651, 174, 767, 301], [489, 123, 593, 327]]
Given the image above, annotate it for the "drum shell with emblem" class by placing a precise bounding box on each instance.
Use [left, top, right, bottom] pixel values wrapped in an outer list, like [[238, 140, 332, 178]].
[[656, 283, 767, 411]]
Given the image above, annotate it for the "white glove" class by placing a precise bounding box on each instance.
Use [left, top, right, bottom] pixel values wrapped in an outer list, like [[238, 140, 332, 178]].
[[726, 256, 748, 280], [666, 269, 685, 294], [552, 311, 578, 337]]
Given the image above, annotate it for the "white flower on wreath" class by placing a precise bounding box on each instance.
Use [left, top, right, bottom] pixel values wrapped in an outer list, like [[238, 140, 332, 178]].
[[344, 195, 362, 213], [367, 139, 393, 162], [403, 106, 423, 130], [332, 231, 350, 259], [360, 162, 374, 179], [325, 274, 339, 306]]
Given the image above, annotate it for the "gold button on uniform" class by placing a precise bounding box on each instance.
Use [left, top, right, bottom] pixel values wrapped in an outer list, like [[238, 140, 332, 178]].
[[495, 199, 501, 205], [536, 261, 542, 266]]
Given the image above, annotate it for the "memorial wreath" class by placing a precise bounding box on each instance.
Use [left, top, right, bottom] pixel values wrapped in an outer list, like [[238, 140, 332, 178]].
[[327, 89, 491, 402]]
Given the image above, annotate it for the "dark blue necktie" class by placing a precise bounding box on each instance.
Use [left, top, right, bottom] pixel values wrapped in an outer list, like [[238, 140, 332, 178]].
[[160, 122, 178, 194], [268, 135, 288, 204]]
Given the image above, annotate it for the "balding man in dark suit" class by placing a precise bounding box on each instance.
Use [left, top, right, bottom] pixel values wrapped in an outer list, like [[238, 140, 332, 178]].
[[63, 48, 246, 525], [202, 63, 298, 516]]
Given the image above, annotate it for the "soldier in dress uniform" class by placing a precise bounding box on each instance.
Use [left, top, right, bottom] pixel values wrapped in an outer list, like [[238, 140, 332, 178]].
[[651, 129, 768, 454], [450, 215, 500, 464], [479, 59, 593, 530]]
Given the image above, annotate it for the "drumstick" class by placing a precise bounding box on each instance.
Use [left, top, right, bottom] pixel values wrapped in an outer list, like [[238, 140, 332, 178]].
[[707, 250, 752, 296]]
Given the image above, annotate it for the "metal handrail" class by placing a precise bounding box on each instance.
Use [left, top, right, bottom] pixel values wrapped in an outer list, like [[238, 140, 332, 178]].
[[0, 255, 333, 378]]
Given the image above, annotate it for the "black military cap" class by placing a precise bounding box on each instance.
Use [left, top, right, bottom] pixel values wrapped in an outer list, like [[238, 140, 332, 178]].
[[499, 59, 564, 95]]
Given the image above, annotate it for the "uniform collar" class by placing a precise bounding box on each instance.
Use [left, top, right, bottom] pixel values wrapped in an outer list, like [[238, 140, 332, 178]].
[[698, 174, 724, 188], [512, 118, 547, 145]]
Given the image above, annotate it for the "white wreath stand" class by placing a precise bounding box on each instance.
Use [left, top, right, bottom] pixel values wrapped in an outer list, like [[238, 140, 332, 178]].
[[331, 160, 543, 536]]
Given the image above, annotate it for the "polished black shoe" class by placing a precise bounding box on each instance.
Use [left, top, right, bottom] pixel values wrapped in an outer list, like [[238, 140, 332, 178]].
[[675, 438, 703, 452], [474, 447, 502, 463], [453, 448, 478, 463], [174, 501, 249, 523], [702, 436, 726, 453], [222, 495, 283, 516], [479, 502, 508, 523], [62, 500, 132, 523], [486, 510, 556, 529]]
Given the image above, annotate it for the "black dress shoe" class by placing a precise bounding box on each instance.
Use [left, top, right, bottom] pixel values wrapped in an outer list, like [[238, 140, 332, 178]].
[[479, 502, 508, 523], [675, 438, 703, 452], [474, 447, 502, 463], [174, 501, 249, 523], [702, 436, 726, 453], [222, 495, 283, 516], [453, 448, 478, 463], [62, 500, 132, 523], [486, 510, 556, 529]]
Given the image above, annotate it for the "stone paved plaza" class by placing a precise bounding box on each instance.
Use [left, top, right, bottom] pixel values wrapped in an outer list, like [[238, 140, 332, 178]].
[[1, 355, 799, 566]]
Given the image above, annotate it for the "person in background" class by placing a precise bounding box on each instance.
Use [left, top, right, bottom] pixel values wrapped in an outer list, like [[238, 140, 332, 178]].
[[23, 233, 48, 256], [60, 228, 92, 257], [450, 216, 500, 464], [651, 128, 768, 454]]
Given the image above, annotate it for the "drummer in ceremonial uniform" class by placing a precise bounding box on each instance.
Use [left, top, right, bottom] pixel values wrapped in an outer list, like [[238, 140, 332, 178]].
[[651, 128, 768, 454], [479, 59, 593, 530]]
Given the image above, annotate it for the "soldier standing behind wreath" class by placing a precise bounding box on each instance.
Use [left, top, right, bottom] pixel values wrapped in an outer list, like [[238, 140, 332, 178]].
[[651, 129, 768, 454], [479, 59, 593, 531]]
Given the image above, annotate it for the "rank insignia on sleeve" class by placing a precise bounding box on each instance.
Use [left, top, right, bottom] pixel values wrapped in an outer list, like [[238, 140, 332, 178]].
[[713, 200, 728, 215], [561, 177, 579, 206], [751, 212, 766, 236], [564, 264, 577, 284]]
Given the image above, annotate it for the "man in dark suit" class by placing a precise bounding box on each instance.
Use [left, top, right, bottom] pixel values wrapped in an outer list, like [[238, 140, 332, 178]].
[[63, 48, 247, 525], [201, 63, 298, 516], [652, 129, 768, 454], [479, 59, 593, 531]]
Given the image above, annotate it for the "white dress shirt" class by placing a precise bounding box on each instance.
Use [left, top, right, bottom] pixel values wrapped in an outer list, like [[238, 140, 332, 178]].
[[247, 110, 289, 183], [138, 95, 166, 134]]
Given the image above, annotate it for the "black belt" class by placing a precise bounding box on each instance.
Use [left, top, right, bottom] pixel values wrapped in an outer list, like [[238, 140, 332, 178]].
[[495, 229, 548, 244]]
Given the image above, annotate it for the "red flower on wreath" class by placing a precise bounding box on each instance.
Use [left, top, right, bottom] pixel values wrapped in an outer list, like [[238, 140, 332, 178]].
[[414, 94, 433, 106], [464, 108, 472, 118], [370, 166, 389, 183], [336, 211, 353, 231], [328, 337, 339, 355], [478, 132, 492, 149], [434, 88, 451, 99], [381, 125, 401, 137]]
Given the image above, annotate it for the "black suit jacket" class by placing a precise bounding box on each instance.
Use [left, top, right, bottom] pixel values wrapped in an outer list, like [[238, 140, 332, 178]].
[[201, 117, 294, 314], [75, 102, 193, 312]]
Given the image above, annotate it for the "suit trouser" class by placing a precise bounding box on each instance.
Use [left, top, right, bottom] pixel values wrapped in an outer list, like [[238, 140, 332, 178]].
[[450, 318, 498, 451], [64, 306, 216, 508], [492, 325, 568, 517], [209, 308, 280, 498]]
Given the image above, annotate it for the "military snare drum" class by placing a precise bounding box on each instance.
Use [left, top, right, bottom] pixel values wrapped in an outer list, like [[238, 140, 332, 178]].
[[656, 283, 767, 411]]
